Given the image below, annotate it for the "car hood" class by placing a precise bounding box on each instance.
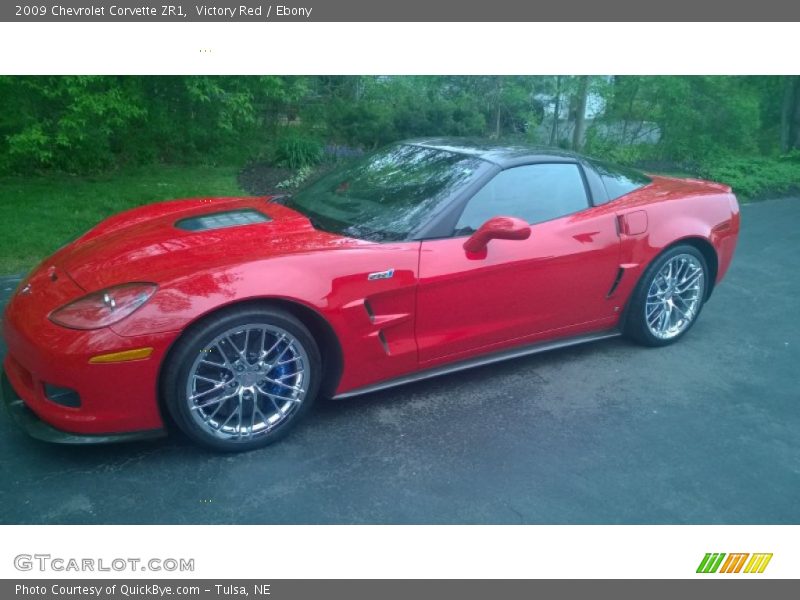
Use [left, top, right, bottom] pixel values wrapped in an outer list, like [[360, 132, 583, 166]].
[[51, 196, 360, 291]]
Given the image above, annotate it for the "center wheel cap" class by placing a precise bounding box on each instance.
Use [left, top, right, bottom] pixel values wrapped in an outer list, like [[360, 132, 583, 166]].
[[238, 371, 261, 387]]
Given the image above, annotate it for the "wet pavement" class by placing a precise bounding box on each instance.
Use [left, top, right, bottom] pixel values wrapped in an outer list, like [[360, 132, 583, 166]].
[[0, 197, 798, 524]]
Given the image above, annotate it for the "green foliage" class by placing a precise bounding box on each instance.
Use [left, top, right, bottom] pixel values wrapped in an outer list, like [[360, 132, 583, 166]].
[[1, 75, 798, 202], [1, 76, 145, 172], [583, 133, 654, 166], [697, 156, 800, 200], [2, 76, 799, 273], [0, 76, 307, 173], [587, 76, 766, 164], [276, 165, 314, 189], [273, 134, 323, 169]]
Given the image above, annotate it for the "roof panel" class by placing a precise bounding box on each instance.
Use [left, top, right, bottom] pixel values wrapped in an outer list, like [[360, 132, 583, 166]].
[[403, 137, 581, 168]]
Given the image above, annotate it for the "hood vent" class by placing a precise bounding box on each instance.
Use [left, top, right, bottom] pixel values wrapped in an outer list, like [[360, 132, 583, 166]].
[[175, 209, 270, 232]]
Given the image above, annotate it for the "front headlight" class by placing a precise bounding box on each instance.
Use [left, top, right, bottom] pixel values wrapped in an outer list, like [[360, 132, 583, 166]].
[[49, 283, 157, 330]]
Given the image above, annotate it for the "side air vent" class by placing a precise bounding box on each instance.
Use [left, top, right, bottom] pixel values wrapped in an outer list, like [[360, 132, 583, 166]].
[[364, 299, 375, 323], [606, 267, 625, 298], [377, 331, 391, 355], [175, 209, 270, 232]]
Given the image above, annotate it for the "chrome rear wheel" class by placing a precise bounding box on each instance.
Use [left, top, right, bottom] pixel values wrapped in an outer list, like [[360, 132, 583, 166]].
[[624, 244, 709, 347], [645, 253, 705, 340]]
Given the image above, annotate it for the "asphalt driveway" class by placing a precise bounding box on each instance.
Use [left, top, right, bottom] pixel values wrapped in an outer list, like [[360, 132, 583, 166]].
[[0, 197, 798, 524]]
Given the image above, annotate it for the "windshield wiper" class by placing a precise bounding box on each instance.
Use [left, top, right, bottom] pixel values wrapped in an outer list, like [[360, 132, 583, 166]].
[[269, 193, 291, 205]]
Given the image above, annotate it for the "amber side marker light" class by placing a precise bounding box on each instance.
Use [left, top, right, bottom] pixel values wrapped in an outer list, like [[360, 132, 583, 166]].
[[89, 347, 154, 364]]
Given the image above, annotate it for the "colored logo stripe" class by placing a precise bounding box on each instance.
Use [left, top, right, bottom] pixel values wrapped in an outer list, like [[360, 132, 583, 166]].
[[697, 553, 773, 574], [697, 553, 726, 573], [719, 553, 749, 573], [744, 553, 773, 573]]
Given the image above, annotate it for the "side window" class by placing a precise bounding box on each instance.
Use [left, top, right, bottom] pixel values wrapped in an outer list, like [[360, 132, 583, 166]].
[[588, 159, 652, 202], [454, 163, 589, 234]]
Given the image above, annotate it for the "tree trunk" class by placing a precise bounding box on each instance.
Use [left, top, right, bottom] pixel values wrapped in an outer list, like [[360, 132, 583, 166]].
[[780, 76, 796, 152], [793, 78, 800, 150], [549, 76, 561, 146], [572, 76, 589, 151], [493, 77, 503, 138], [621, 77, 640, 144]]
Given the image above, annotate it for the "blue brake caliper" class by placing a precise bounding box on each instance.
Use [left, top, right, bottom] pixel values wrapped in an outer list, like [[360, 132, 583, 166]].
[[266, 343, 294, 396]]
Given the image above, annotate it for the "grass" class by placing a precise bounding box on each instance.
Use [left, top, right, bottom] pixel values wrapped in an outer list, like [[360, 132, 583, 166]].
[[0, 165, 243, 275]]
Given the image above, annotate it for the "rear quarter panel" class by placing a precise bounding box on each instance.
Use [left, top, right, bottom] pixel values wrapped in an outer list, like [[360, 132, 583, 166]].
[[608, 177, 740, 305]]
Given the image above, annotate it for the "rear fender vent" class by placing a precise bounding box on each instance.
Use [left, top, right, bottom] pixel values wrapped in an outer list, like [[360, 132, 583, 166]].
[[175, 209, 270, 232], [606, 267, 625, 298]]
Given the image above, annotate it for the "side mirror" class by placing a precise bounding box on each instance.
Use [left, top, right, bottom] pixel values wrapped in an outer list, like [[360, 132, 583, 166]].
[[463, 216, 531, 254]]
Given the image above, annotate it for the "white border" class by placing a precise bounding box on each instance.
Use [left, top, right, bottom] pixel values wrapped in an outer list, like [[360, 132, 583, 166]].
[[0, 22, 799, 75], [1, 525, 797, 578], [0, 19, 798, 581]]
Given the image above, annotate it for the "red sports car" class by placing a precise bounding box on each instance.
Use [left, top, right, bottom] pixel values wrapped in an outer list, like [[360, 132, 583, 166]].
[[1, 139, 740, 451]]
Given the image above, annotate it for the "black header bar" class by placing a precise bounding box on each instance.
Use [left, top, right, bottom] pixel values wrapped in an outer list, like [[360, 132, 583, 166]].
[[2, 579, 798, 600], [3, 0, 800, 22]]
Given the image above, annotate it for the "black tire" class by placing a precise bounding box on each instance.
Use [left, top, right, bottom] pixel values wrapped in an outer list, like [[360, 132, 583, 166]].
[[624, 244, 709, 347], [162, 305, 321, 452]]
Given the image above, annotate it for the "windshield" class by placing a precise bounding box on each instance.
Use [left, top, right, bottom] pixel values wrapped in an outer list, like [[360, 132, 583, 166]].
[[285, 143, 486, 241]]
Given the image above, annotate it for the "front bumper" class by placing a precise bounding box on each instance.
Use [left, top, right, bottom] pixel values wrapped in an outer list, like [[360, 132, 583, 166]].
[[2, 271, 179, 435], [2, 370, 164, 444]]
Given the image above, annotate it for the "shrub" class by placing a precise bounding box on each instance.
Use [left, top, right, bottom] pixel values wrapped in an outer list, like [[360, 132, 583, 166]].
[[273, 134, 323, 169], [697, 156, 800, 200]]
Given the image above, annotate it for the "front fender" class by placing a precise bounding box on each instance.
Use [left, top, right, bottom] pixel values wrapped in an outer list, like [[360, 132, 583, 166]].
[[111, 243, 422, 394]]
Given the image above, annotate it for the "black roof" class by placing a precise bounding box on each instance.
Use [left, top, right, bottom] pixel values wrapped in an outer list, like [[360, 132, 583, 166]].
[[402, 137, 582, 169]]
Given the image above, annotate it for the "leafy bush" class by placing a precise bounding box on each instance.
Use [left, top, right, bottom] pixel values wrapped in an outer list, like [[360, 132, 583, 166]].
[[586, 130, 800, 200], [273, 134, 323, 169], [1, 75, 798, 182], [698, 156, 800, 200], [584, 134, 654, 167]]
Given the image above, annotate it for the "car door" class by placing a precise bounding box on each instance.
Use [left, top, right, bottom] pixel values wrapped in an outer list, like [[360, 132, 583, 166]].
[[415, 162, 621, 364]]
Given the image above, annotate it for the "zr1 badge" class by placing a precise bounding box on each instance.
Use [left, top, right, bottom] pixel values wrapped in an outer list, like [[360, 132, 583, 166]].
[[368, 269, 395, 281]]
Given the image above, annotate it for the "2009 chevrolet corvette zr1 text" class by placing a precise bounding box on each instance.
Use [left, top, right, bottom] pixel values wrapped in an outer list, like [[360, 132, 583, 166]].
[[1, 139, 740, 451]]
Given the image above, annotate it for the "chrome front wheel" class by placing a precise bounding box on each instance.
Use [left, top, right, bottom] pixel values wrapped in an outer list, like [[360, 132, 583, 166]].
[[186, 324, 311, 441], [164, 306, 321, 451]]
